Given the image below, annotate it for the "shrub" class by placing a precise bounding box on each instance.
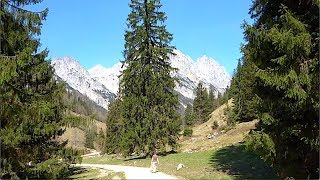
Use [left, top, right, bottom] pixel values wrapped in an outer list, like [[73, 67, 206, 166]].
[[183, 127, 193, 137], [211, 121, 219, 130]]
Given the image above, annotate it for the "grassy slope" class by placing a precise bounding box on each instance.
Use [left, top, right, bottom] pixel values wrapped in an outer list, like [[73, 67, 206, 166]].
[[180, 99, 258, 152], [82, 100, 278, 179], [57, 127, 86, 150]]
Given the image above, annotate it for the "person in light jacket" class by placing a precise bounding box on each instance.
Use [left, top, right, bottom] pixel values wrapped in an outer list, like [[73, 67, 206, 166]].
[[151, 152, 159, 173]]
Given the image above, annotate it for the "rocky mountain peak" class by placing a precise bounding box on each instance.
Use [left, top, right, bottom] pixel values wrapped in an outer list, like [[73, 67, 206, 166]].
[[52, 50, 231, 111], [51, 57, 115, 110]]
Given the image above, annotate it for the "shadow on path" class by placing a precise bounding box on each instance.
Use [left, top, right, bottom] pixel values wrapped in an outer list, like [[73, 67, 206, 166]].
[[210, 144, 278, 179]]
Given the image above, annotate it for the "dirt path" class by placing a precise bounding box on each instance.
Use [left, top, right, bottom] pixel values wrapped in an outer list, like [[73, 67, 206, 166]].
[[75, 163, 178, 179]]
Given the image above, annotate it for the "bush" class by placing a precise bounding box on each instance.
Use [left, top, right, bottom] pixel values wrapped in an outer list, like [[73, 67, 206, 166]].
[[211, 121, 219, 130], [28, 158, 70, 179], [183, 127, 193, 137]]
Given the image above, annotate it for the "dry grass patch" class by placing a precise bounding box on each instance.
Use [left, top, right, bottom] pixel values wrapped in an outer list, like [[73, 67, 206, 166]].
[[191, 100, 233, 138], [180, 120, 257, 152], [57, 111, 106, 151], [180, 98, 257, 152], [56, 127, 86, 150]]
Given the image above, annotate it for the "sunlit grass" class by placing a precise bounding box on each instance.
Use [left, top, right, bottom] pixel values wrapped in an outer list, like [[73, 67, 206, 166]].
[[82, 144, 278, 179], [82, 154, 123, 164]]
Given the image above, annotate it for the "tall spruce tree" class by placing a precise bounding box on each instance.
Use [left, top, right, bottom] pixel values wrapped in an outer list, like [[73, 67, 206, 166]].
[[192, 82, 210, 123], [108, 0, 180, 156], [184, 104, 193, 126], [228, 59, 242, 98], [207, 87, 215, 112], [243, 0, 319, 178], [0, 0, 76, 178], [105, 98, 124, 154], [230, 58, 257, 122]]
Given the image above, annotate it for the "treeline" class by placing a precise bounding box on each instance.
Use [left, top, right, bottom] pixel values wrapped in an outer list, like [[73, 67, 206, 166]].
[[62, 85, 108, 122], [227, 0, 319, 178]]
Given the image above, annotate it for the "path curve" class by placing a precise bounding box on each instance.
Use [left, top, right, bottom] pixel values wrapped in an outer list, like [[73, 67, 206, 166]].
[[75, 163, 178, 179]]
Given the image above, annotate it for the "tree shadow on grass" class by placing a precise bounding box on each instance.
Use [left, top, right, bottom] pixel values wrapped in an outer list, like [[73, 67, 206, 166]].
[[210, 144, 279, 179], [65, 167, 89, 179]]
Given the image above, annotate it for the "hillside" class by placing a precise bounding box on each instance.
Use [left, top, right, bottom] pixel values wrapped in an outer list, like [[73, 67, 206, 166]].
[[180, 99, 258, 152], [60, 100, 257, 152], [57, 114, 107, 151]]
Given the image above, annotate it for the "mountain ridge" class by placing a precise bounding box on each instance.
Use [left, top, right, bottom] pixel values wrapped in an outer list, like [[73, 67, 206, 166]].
[[52, 50, 231, 111]]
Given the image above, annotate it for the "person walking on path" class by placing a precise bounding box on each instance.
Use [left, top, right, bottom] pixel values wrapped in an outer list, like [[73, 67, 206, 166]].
[[151, 152, 159, 173]]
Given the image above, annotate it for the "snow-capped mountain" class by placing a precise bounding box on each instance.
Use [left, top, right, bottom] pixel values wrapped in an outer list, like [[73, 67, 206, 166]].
[[89, 50, 231, 100], [88, 62, 122, 94], [51, 57, 116, 109], [169, 50, 230, 100], [52, 50, 231, 111]]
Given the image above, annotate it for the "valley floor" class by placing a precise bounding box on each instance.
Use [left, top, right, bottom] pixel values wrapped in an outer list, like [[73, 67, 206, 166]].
[[67, 100, 278, 179]]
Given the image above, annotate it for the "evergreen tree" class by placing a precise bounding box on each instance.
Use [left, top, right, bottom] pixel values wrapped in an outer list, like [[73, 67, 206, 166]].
[[203, 88, 211, 118], [231, 58, 257, 122], [228, 59, 242, 98], [244, 0, 319, 178], [219, 88, 229, 106], [105, 98, 124, 154], [207, 87, 215, 112], [95, 128, 105, 151], [184, 104, 193, 126], [193, 82, 210, 123], [0, 0, 78, 178], [216, 91, 223, 107], [107, 0, 180, 156], [84, 125, 97, 149]]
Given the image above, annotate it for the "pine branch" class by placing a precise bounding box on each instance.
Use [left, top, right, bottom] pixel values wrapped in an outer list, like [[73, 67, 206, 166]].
[[4, 0, 44, 14], [0, 55, 17, 60]]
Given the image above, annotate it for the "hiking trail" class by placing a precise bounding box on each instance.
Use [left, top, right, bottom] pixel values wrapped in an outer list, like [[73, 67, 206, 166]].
[[75, 163, 178, 179]]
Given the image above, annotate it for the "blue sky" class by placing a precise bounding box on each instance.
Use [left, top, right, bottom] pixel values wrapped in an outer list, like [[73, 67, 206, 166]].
[[34, 0, 253, 75]]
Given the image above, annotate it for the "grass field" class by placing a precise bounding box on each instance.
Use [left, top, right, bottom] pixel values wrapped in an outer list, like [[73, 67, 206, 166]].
[[82, 144, 278, 179]]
